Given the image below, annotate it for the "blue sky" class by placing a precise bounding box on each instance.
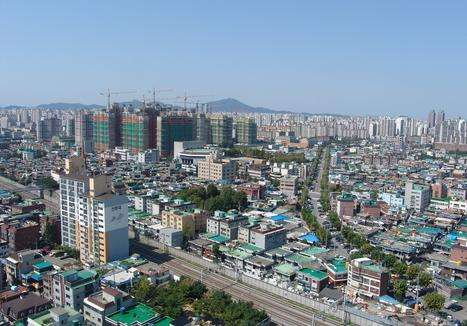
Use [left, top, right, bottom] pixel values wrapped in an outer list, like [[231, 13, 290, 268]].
[[1, 1, 467, 117]]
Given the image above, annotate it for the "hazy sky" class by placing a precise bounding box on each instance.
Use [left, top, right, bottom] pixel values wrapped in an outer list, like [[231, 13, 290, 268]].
[[2, 1, 467, 118]]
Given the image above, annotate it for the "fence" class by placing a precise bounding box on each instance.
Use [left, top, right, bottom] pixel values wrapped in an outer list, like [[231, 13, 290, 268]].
[[131, 231, 403, 326]]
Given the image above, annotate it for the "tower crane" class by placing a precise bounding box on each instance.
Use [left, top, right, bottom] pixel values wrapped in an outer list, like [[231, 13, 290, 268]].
[[99, 89, 137, 109], [173, 92, 214, 111], [150, 88, 173, 105]]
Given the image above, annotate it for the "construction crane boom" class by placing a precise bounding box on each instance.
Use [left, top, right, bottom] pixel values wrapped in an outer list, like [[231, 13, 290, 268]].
[[99, 89, 136, 109]]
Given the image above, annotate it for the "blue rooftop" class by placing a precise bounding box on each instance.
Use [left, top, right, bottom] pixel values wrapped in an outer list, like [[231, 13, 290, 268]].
[[379, 295, 400, 305], [299, 233, 319, 244], [271, 214, 289, 222]]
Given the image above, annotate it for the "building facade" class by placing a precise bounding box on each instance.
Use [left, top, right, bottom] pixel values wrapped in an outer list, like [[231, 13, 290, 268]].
[[60, 156, 129, 265]]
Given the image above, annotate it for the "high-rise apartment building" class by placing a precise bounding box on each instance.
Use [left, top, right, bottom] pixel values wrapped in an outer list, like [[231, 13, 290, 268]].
[[156, 114, 194, 157], [121, 107, 158, 154], [194, 113, 210, 144], [428, 110, 436, 128], [436, 110, 445, 126], [92, 104, 123, 152], [235, 117, 257, 144], [210, 115, 233, 147], [37, 117, 61, 142], [59, 155, 129, 265], [75, 111, 94, 153]]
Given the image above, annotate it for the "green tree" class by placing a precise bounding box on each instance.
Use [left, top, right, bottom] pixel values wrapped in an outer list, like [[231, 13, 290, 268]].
[[394, 280, 407, 301], [206, 184, 220, 198], [406, 265, 420, 280], [423, 292, 445, 312], [42, 220, 59, 246], [132, 277, 153, 303], [38, 176, 59, 190], [419, 272, 433, 287], [383, 254, 398, 268], [392, 260, 407, 276], [299, 186, 309, 207]]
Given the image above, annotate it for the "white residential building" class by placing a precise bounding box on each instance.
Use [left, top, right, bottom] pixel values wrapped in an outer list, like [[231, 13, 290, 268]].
[[60, 156, 129, 265]]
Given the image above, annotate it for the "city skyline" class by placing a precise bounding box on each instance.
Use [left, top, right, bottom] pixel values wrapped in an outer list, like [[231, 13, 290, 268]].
[[3, 1, 467, 117]]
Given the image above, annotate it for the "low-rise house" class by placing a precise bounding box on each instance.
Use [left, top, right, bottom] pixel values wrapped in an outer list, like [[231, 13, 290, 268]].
[[243, 255, 274, 279], [136, 262, 170, 285], [336, 193, 356, 218], [161, 208, 207, 237], [159, 228, 183, 247], [279, 176, 298, 198], [83, 287, 133, 326], [207, 210, 248, 240], [324, 259, 348, 286], [5, 249, 43, 284], [249, 223, 286, 250], [43, 269, 99, 311], [28, 306, 83, 326], [346, 258, 389, 299], [0, 292, 50, 322], [297, 268, 328, 293], [105, 303, 172, 326]]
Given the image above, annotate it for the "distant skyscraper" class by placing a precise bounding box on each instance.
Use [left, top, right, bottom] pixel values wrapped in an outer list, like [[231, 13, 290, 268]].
[[210, 115, 233, 147], [37, 117, 61, 141], [436, 110, 445, 126], [65, 118, 75, 138], [59, 155, 129, 265], [428, 110, 436, 128], [75, 111, 94, 153]]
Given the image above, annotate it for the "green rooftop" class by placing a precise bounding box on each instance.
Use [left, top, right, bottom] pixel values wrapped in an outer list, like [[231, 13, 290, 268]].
[[327, 259, 347, 274], [338, 193, 355, 202], [224, 248, 252, 260], [364, 263, 385, 273], [452, 279, 467, 289], [301, 246, 329, 257], [299, 268, 328, 281], [285, 253, 315, 265], [208, 234, 229, 244], [33, 261, 53, 271], [274, 263, 297, 277], [107, 303, 159, 325], [238, 242, 263, 253]]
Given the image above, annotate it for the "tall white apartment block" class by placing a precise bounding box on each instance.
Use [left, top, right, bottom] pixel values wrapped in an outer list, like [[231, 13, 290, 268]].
[[60, 156, 129, 266]]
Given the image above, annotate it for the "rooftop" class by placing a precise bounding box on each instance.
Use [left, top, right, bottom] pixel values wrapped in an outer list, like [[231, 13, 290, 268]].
[[299, 268, 328, 281], [301, 246, 329, 257], [107, 303, 159, 325], [274, 263, 297, 276]]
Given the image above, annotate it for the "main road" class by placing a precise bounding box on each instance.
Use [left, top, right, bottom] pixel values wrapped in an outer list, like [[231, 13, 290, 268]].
[[131, 240, 342, 326]]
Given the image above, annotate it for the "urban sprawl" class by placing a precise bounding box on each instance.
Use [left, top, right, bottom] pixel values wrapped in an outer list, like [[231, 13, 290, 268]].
[[0, 102, 465, 326]]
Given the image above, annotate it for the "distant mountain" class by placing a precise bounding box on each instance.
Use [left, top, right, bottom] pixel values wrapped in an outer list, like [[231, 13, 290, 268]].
[[207, 98, 292, 114], [36, 102, 104, 110], [0, 98, 293, 114]]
